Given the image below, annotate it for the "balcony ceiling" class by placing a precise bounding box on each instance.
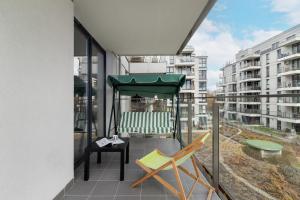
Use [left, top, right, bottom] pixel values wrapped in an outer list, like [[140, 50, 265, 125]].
[[74, 0, 215, 55]]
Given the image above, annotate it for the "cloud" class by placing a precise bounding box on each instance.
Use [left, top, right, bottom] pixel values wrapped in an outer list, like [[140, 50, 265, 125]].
[[269, 0, 300, 25], [242, 29, 282, 47], [189, 19, 281, 91], [207, 70, 221, 91], [189, 20, 240, 68]]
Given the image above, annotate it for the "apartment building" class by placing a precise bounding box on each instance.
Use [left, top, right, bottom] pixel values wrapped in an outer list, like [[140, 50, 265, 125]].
[[166, 46, 208, 130], [217, 25, 300, 133], [128, 46, 208, 130]]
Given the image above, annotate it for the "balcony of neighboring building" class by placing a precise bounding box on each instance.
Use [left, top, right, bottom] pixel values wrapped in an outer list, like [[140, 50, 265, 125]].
[[238, 49, 260, 61], [239, 85, 261, 93], [198, 74, 207, 81], [240, 61, 261, 72], [216, 88, 225, 95], [176, 66, 195, 79], [280, 35, 300, 47], [227, 105, 237, 113], [277, 111, 300, 123], [239, 73, 261, 82], [277, 80, 300, 91], [239, 97, 261, 104], [174, 56, 195, 66], [277, 63, 300, 76], [227, 86, 237, 93], [216, 94, 225, 103], [278, 97, 300, 106], [240, 108, 261, 116], [227, 97, 237, 103], [278, 49, 300, 62]]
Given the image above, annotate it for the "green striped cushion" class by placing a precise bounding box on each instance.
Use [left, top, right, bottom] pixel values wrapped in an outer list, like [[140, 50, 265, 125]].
[[119, 112, 173, 134]]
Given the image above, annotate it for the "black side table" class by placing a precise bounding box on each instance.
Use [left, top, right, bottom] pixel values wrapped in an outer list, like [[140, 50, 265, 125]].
[[84, 137, 130, 181]]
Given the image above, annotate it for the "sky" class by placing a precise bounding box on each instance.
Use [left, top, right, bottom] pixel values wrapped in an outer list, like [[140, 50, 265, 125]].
[[189, 0, 300, 91]]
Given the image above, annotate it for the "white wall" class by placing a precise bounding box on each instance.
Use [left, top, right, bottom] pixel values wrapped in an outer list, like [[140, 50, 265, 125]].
[[0, 1, 73, 199], [130, 62, 166, 73]]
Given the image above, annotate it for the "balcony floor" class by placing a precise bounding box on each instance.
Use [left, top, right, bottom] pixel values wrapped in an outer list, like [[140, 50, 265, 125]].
[[64, 137, 220, 200]]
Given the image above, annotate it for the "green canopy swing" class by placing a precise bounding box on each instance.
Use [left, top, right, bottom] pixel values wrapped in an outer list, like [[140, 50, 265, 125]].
[[107, 73, 186, 144]]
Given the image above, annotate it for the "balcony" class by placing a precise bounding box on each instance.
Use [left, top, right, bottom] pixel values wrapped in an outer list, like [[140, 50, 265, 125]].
[[277, 65, 300, 76], [227, 107, 237, 112], [228, 88, 237, 93], [228, 97, 237, 102], [240, 108, 260, 114], [278, 49, 300, 62], [280, 35, 300, 47], [239, 49, 260, 61], [181, 87, 195, 93], [240, 86, 261, 92], [65, 137, 219, 199], [240, 62, 261, 72], [199, 75, 207, 81], [240, 74, 261, 82], [216, 89, 225, 94], [239, 97, 261, 104], [278, 97, 300, 106], [278, 80, 300, 90], [175, 56, 195, 66], [183, 72, 196, 79], [277, 111, 300, 122]]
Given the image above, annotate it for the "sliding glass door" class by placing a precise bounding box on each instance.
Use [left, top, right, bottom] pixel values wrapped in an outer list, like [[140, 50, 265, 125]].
[[74, 20, 106, 167]]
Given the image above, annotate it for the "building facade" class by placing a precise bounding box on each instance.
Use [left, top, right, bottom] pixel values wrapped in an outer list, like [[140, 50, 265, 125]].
[[128, 46, 208, 130], [166, 46, 208, 130], [217, 25, 300, 133]]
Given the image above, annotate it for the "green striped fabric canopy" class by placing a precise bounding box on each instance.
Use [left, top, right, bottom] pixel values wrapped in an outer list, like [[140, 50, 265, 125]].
[[119, 112, 173, 134]]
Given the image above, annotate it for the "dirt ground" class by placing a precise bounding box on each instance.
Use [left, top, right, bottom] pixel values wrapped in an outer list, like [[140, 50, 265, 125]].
[[194, 125, 300, 200]]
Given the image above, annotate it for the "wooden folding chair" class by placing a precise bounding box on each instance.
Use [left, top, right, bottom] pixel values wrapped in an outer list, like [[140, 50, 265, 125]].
[[131, 133, 215, 200]]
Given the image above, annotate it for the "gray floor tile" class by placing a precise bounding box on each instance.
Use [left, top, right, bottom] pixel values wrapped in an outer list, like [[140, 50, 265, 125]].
[[116, 181, 141, 195], [100, 169, 120, 181], [125, 161, 140, 170], [88, 196, 114, 200], [91, 181, 119, 196], [141, 179, 165, 195], [90, 162, 108, 170], [141, 195, 166, 200], [86, 170, 104, 181], [163, 179, 189, 197], [64, 196, 88, 200], [106, 161, 122, 169], [67, 138, 220, 200], [66, 181, 97, 195], [115, 196, 140, 200], [166, 195, 178, 200], [124, 169, 145, 181]]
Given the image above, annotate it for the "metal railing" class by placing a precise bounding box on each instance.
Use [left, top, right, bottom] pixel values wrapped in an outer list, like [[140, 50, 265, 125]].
[[178, 56, 195, 63], [278, 97, 300, 103], [278, 65, 300, 73], [199, 75, 207, 80], [240, 97, 260, 102], [278, 80, 300, 88], [240, 86, 261, 91], [228, 107, 237, 112], [241, 61, 261, 68], [228, 88, 237, 92], [278, 49, 300, 59], [240, 108, 260, 114], [277, 111, 300, 119], [241, 74, 261, 80]]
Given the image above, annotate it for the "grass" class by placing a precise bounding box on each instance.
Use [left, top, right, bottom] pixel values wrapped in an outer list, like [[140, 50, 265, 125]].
[[252, 126, 281, 135]]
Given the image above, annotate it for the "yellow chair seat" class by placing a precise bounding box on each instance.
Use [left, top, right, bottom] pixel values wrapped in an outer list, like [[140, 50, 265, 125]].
[[139, 150, 194, 170]]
